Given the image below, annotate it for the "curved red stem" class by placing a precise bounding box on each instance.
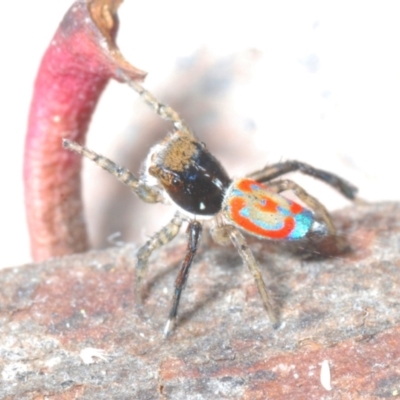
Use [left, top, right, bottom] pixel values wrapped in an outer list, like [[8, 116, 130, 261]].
[[24, 0, 146, 261]]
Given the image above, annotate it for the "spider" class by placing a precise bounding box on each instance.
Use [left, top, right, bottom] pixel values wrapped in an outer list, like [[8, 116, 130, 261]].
[[63, 71, 358, 337]]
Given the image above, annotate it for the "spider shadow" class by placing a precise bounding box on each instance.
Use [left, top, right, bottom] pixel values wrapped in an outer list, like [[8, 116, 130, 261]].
[[229, 233, 354, 325], [138, 246, 249, 331], [174, 249, 246, 330], [136, 230, 353, 332]]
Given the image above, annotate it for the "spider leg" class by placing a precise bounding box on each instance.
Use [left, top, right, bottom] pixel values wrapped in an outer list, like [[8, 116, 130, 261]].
[[136, 212, 183, 296], [117, 70, 193, 137], [164, 220, 202, 338], [228, 227, 277, 324], [247, 160, 358, 200], [268, 179, 336, 235], [63, 139, 162, 204]]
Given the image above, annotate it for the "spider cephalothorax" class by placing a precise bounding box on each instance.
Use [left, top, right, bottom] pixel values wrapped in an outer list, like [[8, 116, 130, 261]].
[[63, 73, 357, 337], [146, 130, 231, 216]]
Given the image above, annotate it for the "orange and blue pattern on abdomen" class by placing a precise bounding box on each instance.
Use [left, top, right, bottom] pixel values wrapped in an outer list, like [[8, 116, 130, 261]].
[[222, 178, 314, 240]]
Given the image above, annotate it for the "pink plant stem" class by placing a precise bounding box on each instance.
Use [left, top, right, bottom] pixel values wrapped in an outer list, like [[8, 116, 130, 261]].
[[24, 0, 146, 261]]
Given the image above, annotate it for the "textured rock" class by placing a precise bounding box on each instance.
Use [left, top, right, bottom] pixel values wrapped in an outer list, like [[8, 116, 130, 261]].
[[1, 202, 400, 399]]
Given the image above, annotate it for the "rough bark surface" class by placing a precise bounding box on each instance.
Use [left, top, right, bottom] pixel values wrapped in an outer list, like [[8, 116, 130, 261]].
[[1, 202, 400, 399]]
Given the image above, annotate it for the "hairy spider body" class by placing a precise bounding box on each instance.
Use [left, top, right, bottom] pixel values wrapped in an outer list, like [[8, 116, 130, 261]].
[[145, 130, 231, 216], [63, 72, 357, 337]]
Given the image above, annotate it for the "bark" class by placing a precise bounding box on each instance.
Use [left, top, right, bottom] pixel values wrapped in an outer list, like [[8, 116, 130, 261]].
[[1, 202, 399, 399]]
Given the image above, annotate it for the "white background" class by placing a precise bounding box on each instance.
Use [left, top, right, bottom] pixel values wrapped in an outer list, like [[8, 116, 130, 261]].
[[1, 1, 399, 268]]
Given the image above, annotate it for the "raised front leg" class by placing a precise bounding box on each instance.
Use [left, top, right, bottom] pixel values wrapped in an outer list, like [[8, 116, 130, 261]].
[[247, 160, 358, 200], [117, 69, 194, 137], [62, 139, 163, 204]]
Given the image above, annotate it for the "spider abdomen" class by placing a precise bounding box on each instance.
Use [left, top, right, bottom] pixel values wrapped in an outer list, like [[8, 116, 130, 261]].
[[223, 178, 314, 240]]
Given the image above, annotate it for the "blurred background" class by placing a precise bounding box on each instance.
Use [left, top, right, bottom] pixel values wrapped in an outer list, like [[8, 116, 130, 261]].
[[1, 1, 400, 269]]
